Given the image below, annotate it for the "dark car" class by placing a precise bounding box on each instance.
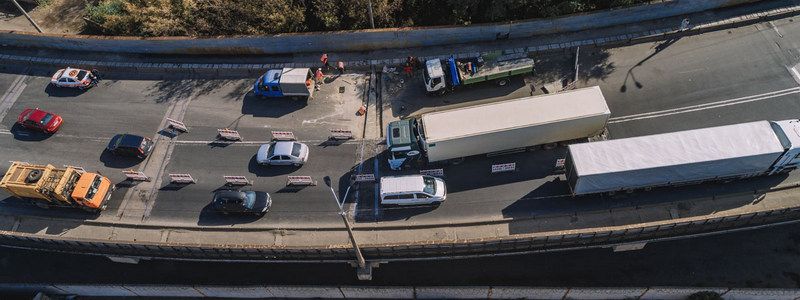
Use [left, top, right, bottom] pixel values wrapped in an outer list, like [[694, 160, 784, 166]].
[[211, 190, 272, 215], [107, 134, 154, 158], [17, 108, 63, 133]]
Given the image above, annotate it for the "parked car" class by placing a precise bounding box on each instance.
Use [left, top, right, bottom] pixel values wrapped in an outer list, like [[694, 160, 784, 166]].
[[16, 108, 62, 133], [256, 141, 309, 166], [50, 67, 98, 89], [379, 175, 447, 206], [211, 190, 272, 215], [107, 134, 154, 159]]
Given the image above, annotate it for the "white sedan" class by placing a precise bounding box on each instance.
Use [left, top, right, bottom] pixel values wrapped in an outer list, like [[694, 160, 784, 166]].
[[256, 141, 309, 166], [50, 67, 97, 89]]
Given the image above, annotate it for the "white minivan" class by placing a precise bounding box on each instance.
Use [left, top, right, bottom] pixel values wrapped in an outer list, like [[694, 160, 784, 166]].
[[379, 175, 447, 206]]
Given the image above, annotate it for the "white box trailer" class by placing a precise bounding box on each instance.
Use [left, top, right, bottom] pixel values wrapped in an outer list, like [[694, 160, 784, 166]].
[[386, 86, 610, 170], [566, 120, 800, 196]]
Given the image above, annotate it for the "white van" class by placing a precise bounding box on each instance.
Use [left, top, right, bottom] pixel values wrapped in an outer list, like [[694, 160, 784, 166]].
[[379, 175, 447, 206]]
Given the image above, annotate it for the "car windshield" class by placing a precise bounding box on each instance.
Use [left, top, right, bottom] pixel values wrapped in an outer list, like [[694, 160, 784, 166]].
[[85, 175, 101, 200], [243, 192, 256, 209], [77, 70, 88, 79], [267, 143, 276, 158], [39, 113, 53, 125], [423, 176, 436, 195], [291, 143, 302, 157]]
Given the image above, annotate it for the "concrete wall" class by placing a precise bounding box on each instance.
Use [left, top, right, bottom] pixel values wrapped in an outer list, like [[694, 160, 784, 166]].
[[6, 284, 800, 299], [0, 0, 759, 55]]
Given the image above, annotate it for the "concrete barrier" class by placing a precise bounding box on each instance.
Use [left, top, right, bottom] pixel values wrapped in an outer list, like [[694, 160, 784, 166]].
[[640, 287, 728, 299], [490, 287, 568, 299], [566, 287, 648, 299], [723, 288, 800, 300], [415, 286, 489, 299], [339, 286, 414, 299], [0, 0, 761, 55]]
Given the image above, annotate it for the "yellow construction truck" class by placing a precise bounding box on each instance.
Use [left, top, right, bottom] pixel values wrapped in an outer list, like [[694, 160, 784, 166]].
[[0, 161, 114, 212]]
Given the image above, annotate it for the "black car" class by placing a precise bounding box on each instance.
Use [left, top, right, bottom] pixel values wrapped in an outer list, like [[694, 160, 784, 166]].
[[107, 134, 154, 158], [211, 190, 272, 215]]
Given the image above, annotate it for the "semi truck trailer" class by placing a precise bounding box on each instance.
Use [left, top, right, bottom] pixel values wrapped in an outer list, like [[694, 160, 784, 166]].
[[386, 86, 610, 170], [424, 51, 534, 95], [565, 120, 800, 196], [0, 161, 114, 212]]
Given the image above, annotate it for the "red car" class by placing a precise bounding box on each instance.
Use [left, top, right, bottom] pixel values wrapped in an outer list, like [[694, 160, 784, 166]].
[[17, 108, 63, 133]]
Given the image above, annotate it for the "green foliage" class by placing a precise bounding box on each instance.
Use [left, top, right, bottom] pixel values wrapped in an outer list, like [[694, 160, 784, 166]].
[[84, 0, 651, 36]]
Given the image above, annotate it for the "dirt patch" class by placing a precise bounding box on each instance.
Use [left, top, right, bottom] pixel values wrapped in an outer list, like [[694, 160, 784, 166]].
[[0, 0, 86, 34]]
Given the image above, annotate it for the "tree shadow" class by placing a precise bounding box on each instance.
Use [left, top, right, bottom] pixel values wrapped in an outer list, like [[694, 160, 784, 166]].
[[241, 91, 308, 118], [9, 123, 54, 142], [146, 79, 250, 104], [99, 149, 144, 169]]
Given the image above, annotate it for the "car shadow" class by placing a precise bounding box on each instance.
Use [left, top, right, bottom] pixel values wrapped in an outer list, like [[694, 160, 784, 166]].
[[9, 124, 53, 141], [247, 155, 298, 177], [44, 84, 89, 97], [196, 203, 263, 226], [241, 91, 308, 118], [99, 149, 144, 169]]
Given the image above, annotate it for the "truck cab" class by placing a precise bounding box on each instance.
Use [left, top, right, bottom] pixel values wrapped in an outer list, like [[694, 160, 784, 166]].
[[253, 68, 314, 99], [387, 119, 422, 170], [423, 59, 446, 93], [71, 173, 113, 210], [769, 119, 800, 174]]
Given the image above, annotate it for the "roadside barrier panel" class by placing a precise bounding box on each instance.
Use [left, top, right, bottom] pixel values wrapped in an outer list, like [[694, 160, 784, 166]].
[[271, 131, 296, 141], [354, 173, 376, 183], [420, 169, 444, 178], [122, 170, 150, 182], [329, 129, 354, 140], [224, 175, 252, 186], [166, 118, 188, 132], [169, 173, 196, 184], [491, 163, 516, 173], [286, 176, 316, 186], [217, 128, 242, 141]]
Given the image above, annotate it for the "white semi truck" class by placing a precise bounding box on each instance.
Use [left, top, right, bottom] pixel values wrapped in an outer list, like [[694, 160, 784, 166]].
[[386, 86, 610, 170], [565, 120, 800, 196]]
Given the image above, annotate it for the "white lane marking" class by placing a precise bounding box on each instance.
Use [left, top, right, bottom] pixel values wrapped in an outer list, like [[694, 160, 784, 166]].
[[0, 75, 27, 123], [609, 87, 800, 124], [789, 65, 800, 86]]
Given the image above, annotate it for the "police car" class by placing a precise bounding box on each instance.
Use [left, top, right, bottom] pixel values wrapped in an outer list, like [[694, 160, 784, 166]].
[[50, 67, 98, 89]]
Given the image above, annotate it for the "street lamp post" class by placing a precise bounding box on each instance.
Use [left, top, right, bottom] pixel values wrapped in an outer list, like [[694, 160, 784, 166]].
[[367, 0, 375, 29], [324, 176, 369, 279]]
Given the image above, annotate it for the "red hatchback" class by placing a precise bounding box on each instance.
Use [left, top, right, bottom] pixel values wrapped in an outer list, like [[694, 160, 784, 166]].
[[17, 108, 63, 133]]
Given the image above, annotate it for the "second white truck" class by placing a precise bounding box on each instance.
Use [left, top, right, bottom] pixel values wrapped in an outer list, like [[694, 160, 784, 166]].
[[565, 120, 800, 196], [386, 86, 610, 170]]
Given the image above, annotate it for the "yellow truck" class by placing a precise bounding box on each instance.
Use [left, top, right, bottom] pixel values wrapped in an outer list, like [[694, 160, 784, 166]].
[[0, 161, 114, 212]]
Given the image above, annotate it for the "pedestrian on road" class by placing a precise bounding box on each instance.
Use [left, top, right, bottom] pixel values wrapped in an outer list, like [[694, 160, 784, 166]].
[[337, 61, 345, 75], [321, 53, 330, 69], [403, 63, 413, 77], [315, 68, 324, 91]]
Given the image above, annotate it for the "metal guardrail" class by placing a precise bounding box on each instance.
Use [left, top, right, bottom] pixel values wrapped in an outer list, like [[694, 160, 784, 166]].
[[0, 206, 797, 262]]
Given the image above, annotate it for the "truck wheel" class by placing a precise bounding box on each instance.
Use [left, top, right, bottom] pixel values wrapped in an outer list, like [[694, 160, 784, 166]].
[[497, 79, 509, 86], [26, 169, 43, 183]]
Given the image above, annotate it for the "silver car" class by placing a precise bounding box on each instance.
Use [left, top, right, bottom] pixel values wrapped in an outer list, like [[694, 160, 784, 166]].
[[256, 141, 309, 166]]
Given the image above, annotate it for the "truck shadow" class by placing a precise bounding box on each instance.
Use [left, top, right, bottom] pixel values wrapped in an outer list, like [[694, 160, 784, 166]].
[[241, 91, 307, 118], [0, 197, 98, 234], [502, 173, 791, 235]]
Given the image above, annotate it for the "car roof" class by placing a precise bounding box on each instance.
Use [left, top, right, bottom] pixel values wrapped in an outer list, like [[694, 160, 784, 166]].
[[272, 141, 295, 156], [25, 108, 49, 121], [426, 59, 444, 78], [115, 134, 144, 147], [214, 190, 247, 200], [380, 175, 427, 194], [59, 67, 86, 79]]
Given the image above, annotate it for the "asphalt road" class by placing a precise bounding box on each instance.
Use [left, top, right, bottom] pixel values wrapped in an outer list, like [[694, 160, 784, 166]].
[[2, 223, 800, 287], [3, 15, 800, 228]]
